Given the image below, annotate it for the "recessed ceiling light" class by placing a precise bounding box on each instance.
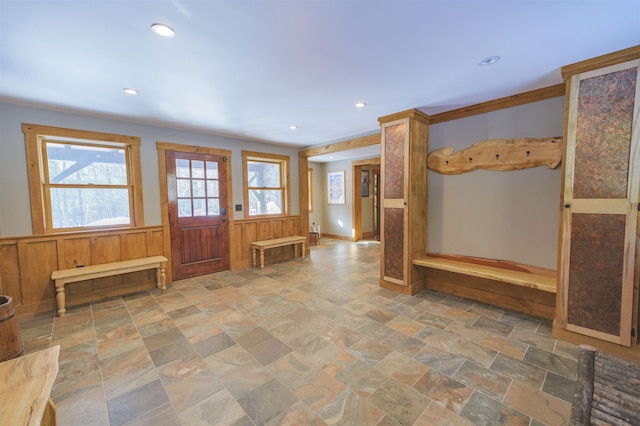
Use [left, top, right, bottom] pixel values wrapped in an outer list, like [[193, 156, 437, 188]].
[[151, 23, 175, 38], [289, 125, 298, 130], [355, 102, 366, 108], [123, 88, 138, 95], [479, 56, 500, 66]]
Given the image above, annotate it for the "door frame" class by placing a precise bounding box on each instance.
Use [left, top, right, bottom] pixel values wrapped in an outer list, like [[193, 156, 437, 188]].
[[157, 142, 233, 282], [298, 133, 381, 250], [352, 157, 381, 241]]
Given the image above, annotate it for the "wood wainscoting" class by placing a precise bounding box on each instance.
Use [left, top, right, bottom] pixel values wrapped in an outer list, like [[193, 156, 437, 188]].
[[0, 226, 164, 318], [230, 216, 303, 270]]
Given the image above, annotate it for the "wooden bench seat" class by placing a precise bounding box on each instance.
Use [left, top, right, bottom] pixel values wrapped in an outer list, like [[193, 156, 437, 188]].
[[51, 255, 167, 316], [412, 254, 556, 293], [251, 236, 306, 270]]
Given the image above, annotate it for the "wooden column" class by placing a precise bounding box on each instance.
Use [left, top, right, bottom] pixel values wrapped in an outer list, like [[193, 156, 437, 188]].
[[378, 109, 429, 294], [555, 46, 640, 360]]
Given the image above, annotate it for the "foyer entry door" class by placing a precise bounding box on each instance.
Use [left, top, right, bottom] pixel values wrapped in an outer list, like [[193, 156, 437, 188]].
[[166, 151, 230, 280]]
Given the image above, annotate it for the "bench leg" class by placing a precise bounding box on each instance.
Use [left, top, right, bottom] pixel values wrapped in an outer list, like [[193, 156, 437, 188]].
[[252, 248, 257, 268], [302, 242, 306, 259], [260, 248, 265, 270], [157, 262, 167, 292], [54, 280, 66, 317]]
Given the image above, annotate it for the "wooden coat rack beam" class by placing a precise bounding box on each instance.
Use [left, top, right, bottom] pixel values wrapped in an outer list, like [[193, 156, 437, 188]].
[[427, 137, 563, 174]]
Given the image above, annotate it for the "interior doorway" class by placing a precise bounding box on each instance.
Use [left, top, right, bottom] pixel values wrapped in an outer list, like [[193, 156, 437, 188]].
[[352, 158, 381, 242]]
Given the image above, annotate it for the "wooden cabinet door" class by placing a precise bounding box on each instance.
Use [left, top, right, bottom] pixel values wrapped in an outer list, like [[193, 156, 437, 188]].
[[559, 59, 640, 346], [381, 118, 410, 286]]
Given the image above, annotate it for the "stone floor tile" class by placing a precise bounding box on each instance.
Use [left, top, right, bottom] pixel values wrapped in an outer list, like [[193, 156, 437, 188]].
[[335, 359, 388, 398], [414, 345, 466, 376], [523, 346, 578, 380], [178, 388, 246, 426], [346, 337, 392, 365], [413, 369, 473, 414], [477, 333, 527, 360], [452, 360, 511, 401], [490, 353, 547, 389], [449, 339, 498, 368], [107, 379, 171, 426], [503, 380, 571, 425], [375, 351, 429, 387], [246, 336, 293, 366], [369, 378, 430, 425], [237, 378, 298, 425], [459, 391, 530, 426], [414, 402, 474, 426], [542, 371, 576, 403], [293, 369, 346, 412], [317, 389, 385, 425]]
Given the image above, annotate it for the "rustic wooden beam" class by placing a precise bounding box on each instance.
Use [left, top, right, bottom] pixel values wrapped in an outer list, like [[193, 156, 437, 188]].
[[427, 137, 563, 175]]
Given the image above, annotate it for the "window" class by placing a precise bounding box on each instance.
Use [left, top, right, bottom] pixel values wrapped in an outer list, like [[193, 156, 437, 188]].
[[242, 151, 289, 217], [23, 123, 144, 234]]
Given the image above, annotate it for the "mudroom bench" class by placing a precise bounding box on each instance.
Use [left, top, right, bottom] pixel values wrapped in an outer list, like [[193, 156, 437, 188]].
[[251, 236, 306, 269], [412, 254, 557, 319], [51, 255, 167, 316]]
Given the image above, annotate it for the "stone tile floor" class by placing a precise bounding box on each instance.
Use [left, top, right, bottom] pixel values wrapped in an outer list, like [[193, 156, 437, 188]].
[[18, 239, 579, 425]]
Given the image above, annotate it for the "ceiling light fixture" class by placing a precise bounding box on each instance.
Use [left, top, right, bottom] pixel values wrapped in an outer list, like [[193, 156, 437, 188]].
[[355, 102, 366, 108], [290, 125, 298, 130], [151, 23, 175, 38], [479, 56, 500, 66], [123, 88, 138, 95]]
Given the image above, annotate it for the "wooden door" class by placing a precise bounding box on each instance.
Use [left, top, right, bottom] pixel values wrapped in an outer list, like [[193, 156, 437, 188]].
[[166, 151, 230, 280], [560, 59, 640, 346]]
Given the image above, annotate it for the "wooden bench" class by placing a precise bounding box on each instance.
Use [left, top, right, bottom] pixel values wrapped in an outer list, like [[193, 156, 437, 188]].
[[51, 255, 167, 316], [412, 254, 556, 293], [251, 236, 306, 270], [412, 254, 556, 319]]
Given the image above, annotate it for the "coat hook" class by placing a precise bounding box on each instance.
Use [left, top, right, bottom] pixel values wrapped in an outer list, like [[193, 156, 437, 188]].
[[495, 154, 499, 160]]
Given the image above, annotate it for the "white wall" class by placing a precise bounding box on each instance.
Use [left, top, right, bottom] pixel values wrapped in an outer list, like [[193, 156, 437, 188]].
[[428, 97, 565, 269], [322, 159, 353, 238], [0, 102, 300, 237]]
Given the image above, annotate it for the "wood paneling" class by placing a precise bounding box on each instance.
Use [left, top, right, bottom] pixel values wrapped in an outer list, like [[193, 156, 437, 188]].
[[230, 216, 303, 270], [0, 226, 165, 318]]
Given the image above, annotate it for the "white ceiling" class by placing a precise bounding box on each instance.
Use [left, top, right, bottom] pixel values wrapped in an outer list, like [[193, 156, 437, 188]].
[[1, 1, 639, 152]]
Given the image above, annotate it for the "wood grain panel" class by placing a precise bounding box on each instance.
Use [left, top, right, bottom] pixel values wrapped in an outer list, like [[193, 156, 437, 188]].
[[258, 222, 271, 241], [121, 232, 148, 260], [148, 230, 164, 256], [17, 241, 57, 304], [0, 245, 21, 302], [61, 238, 92, 269], [91, 235, 122, 264]]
